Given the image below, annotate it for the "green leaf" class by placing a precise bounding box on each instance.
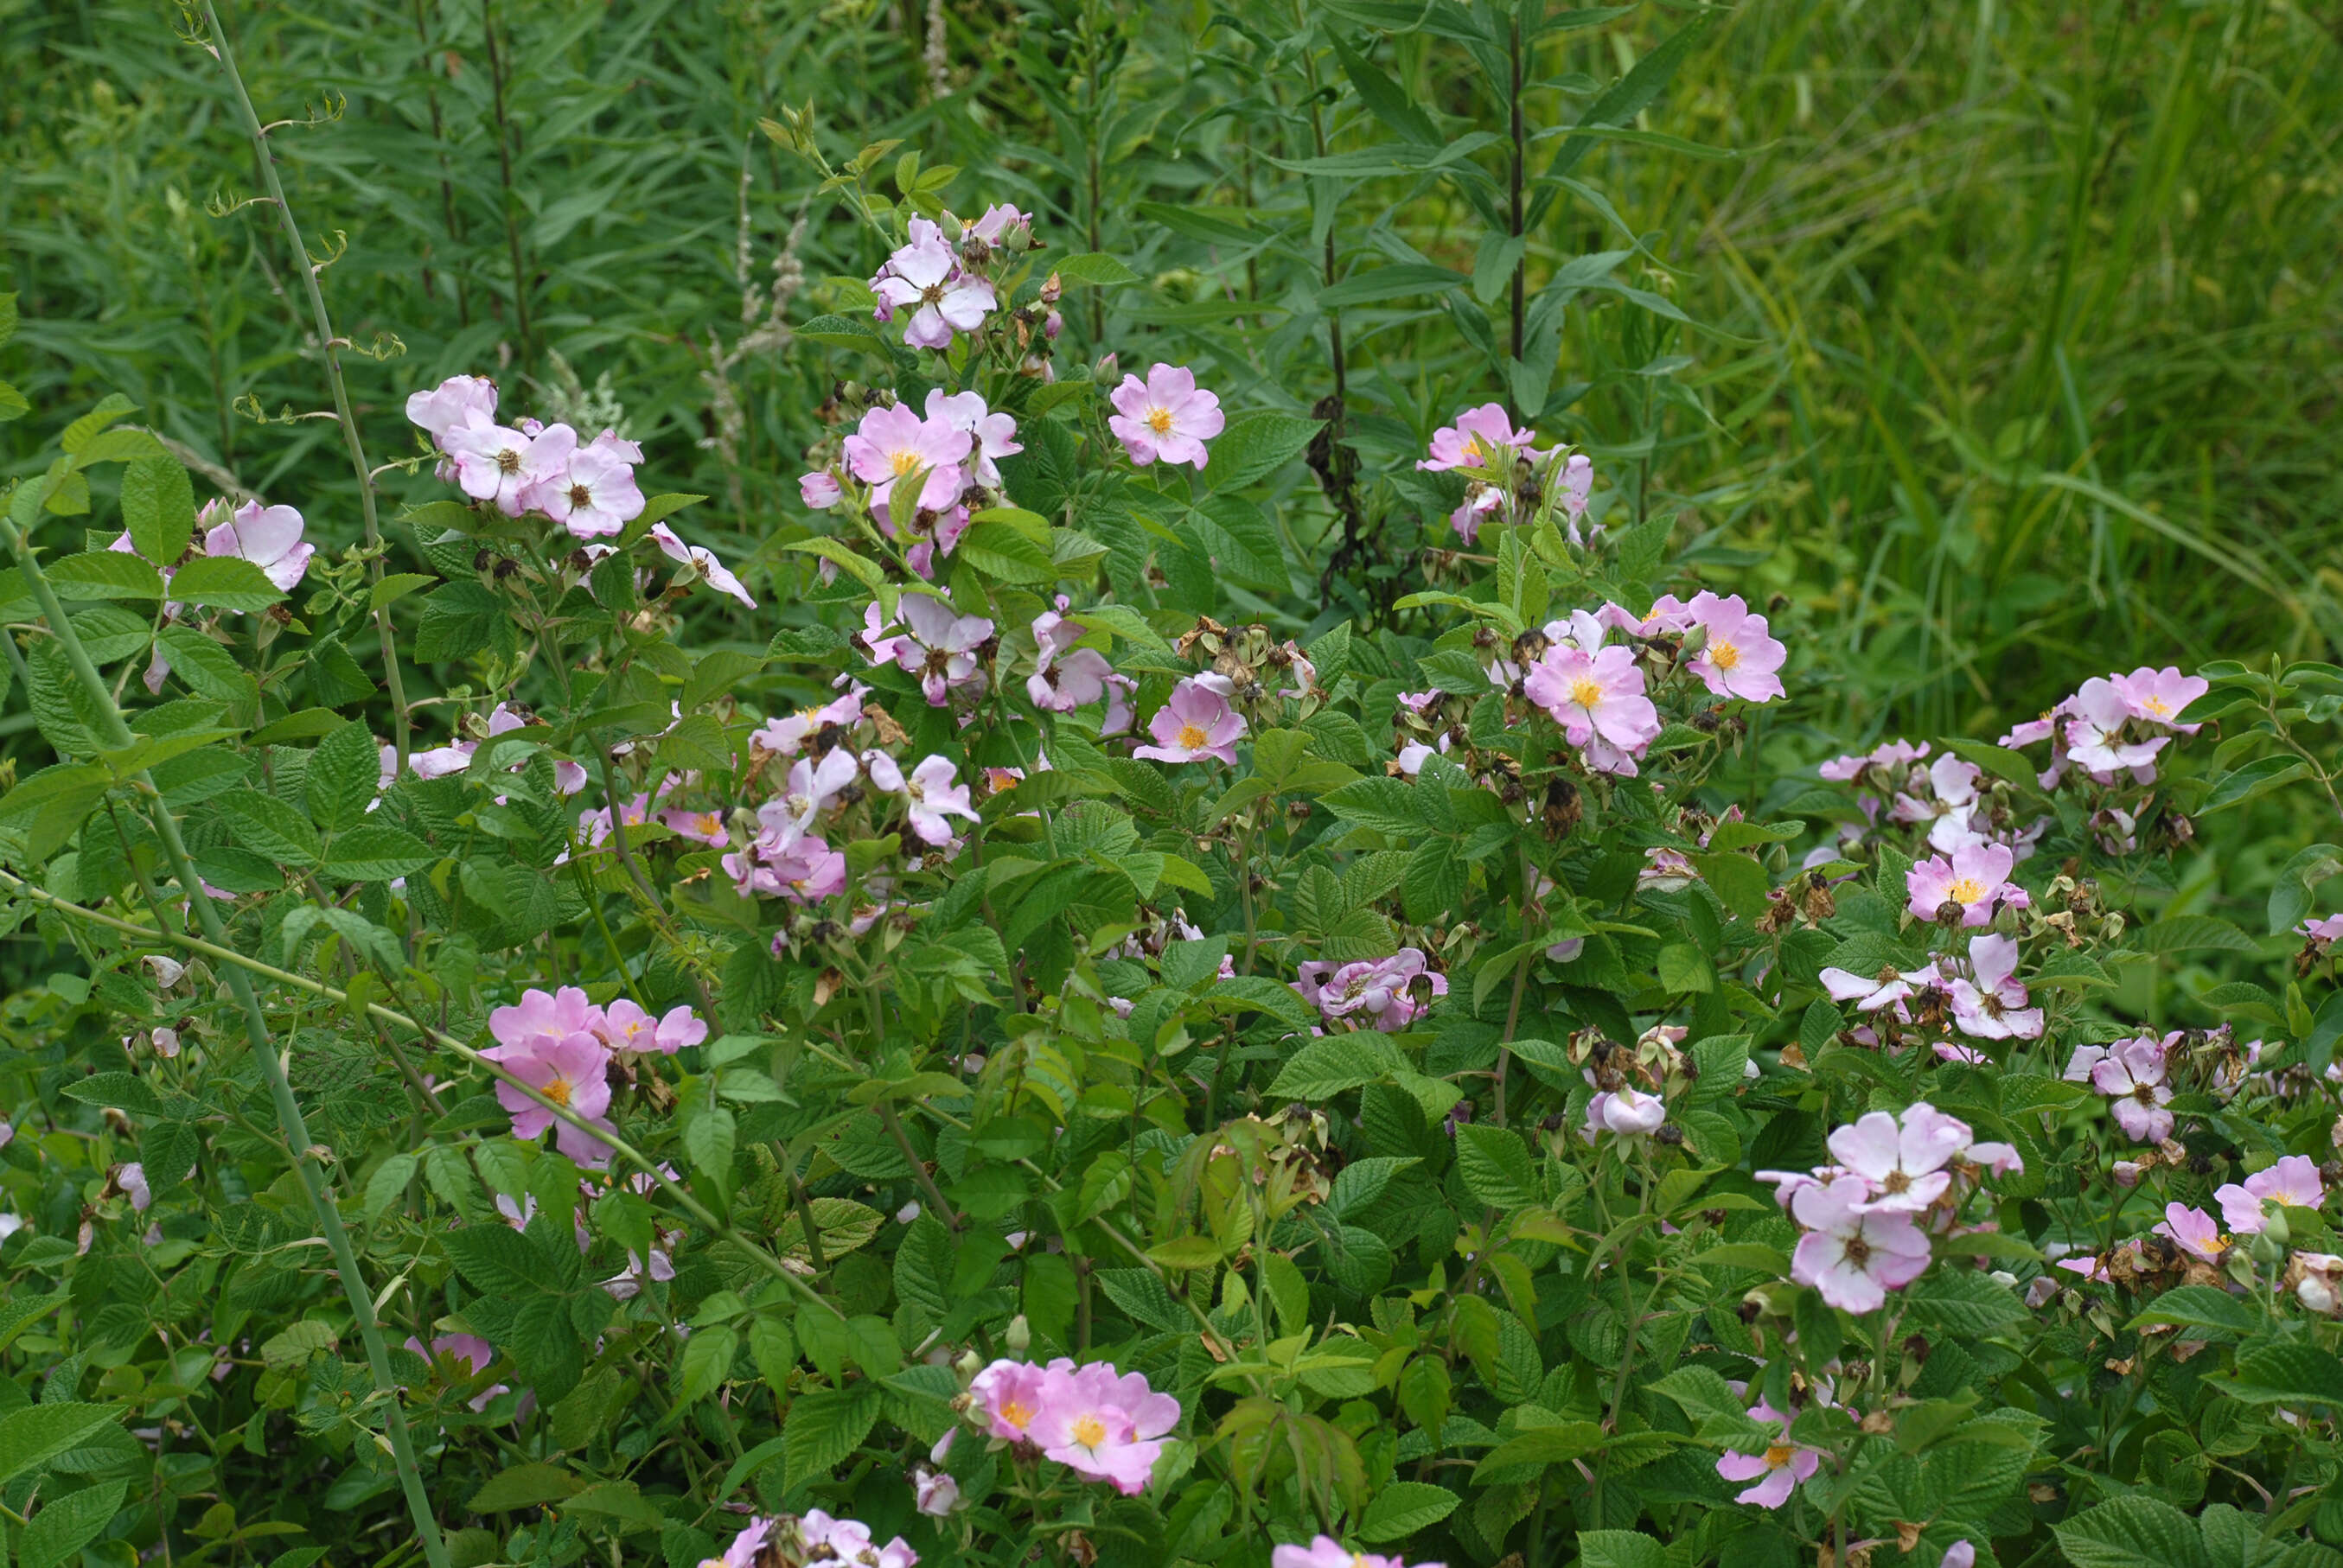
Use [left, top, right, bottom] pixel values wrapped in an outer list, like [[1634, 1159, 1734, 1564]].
[[156, 626, 256, 704], [2216, 1342, 2343, 1406], [1050, 252, 1139, 287], [1453, 1124, 1535, 1209], [307, 720, 383, 832], [61, 1072, 163, 1117], [168, 554, 285, 612], [1267, 1036, 1395, 1100], [370, 572, 437, 611], [120, 457, 195, 568], [2053, 1495, 2212, 1568], [365, 1154, 418, 1220], [415, 581, 510, 664], [214, 788, 322, 866], [2199, 755, 2309, 815], [1355, 1481, 1460, 1543], [1207, 410, 1324, 492], [784, 538, 886, 593], [782, 1383, 881, 1480], [468, 1463, 583, 1513], [2127, 915, 2260, 955], [60, 395, 139, 456], [684, 1103, 737, 1184], [440, 1226, 546, 1298], [2127, 1285, 2261, 1339], [1574, 1532, 1669, 1568], [1318, 263, 1469, 309], [958, 519, 1056, 583], [320, 824, 435, 883], [677, 1324, 738, 1406], [46, 550, 164, 601], [0, 1403, 124, 1486], [19, 1479, 127, 1568], [1689, 850, 1769, 920]]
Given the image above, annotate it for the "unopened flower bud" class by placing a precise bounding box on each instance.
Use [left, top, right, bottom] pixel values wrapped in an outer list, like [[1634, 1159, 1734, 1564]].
[[2262, 1207, 2290, 1248], [954, 1348, 984, 1380], [2250, 1232, 2285, 1267], [1004, 1314, 1031, 1354]]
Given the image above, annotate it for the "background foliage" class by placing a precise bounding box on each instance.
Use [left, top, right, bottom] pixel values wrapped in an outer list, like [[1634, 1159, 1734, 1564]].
[[0, 3, 2340, 1568]]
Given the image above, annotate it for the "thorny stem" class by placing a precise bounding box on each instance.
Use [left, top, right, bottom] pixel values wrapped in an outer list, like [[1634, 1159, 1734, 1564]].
[[0, 495, 452, 1568], [199, 0, 414, 772]]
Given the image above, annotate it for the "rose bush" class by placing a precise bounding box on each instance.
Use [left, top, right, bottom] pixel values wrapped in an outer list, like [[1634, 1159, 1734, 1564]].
[[0, 11, 2341, 1568]]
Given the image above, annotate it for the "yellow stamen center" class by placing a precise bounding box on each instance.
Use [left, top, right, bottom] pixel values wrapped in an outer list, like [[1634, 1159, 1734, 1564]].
[[2142, 695, 2170, 716], [1764, 1444, 1794, 1469], [1946, 876, 1986, 904], [891, 449, 921, 475], [1146, 407, 1174, 436], [496, 449, 521, 474], [1710, 640, 1740, 669], [544, 1078, 572, 1106], [999, 1398, 1035, 1431], [1176, 723, 1210, 751], [1069, 1413, 1108, 1449], [1570, 677, 1604, 709]]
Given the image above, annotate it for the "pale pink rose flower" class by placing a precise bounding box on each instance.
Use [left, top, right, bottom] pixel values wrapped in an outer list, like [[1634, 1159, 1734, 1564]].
[[1825, 1103, 1971, 1213], [891, 593, 994, 705], [1029, 1359, 1180, 1495], [924, 388, 1022, 488], [405, 374, 498, 441], [799, 471, 842, 510], [2091, 1036, 2174, 1143], [1905, 841, 2027, 927], [1678, 591, 1787, 703], [648, 523, 756, 609], [1135, 677, 1248, 763], [845, 401, 973, 513], [1523, 645, 1662, 771], [1714, 1399, 1819, 1508], [1789, 1176, 1933, 1311], [872, 219, 996, 350], [1108, 363, 1224, 469], [969, 1357, 1052, 1441], [1948, 933, 2042, 1040], [2216, 1153, 2324, 1234], [2154, 1202, 2228, 1265], [1416, 402, 1535, 472], [533, 430, 645, 539], [2107, 666, 2208, 730]]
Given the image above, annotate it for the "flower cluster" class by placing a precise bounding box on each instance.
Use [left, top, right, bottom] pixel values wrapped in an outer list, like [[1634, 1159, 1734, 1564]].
[[108, 496, 316, 691], [1292, 948, 1447, 1032], [701, 1513, 915, 1568], [1822, 933, 2044, 1057], [1478, 594, 1786, 779], [1818, 740, 2046, 860], [2000, 666, 2208, 788], [408, 374, 648, 539], [809, 392, 1022, 577], [868, 209, 1026, 350], [479, 985, 706, 1165], [1760, 1104, 2019, 1311], [1415, 402, 1593, 545], [965, 1355, 1179, 1495], [859, 595, 998, 705]]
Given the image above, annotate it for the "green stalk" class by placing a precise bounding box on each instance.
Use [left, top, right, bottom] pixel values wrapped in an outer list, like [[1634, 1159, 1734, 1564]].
[[0, 501, 453, 1568], [197, 0, 414, 771]]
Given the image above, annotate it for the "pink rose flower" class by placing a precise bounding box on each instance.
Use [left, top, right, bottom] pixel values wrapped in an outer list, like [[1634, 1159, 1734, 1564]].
[[648, 523, 757, 609], [2154, 1202, 2229, 1265], [1677, 591, 1786, 703], [1108, 364, 1224, 469], [888, 594, 994, 706], [1029, 1359, 1181, 1496], [872, 219, 996, 350], [532, 429, 646, 539], [1523, 645, 1662, 774], [800, 471, 842, 510], [1905, 841, 2027, 927], [2107, 666, 2208, 730], [845, 402, 973, 514], [924, 388, 1021, 488], [1135, 677, 1247, 764], [2090, 1035, 2174, 1143], [203, 500, 315, 594], [1947, 933, 2042, 1040], [1714, 1399, 1822, 1508], [1824, 1103, 1971, 1213], [2216, 1154, 2324, 1234], [1789, 1176, 1933, 1311], [969, 1356, 1053, 1441], [1416, 403, 1534, 472], [405, 374, 498, 441]]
